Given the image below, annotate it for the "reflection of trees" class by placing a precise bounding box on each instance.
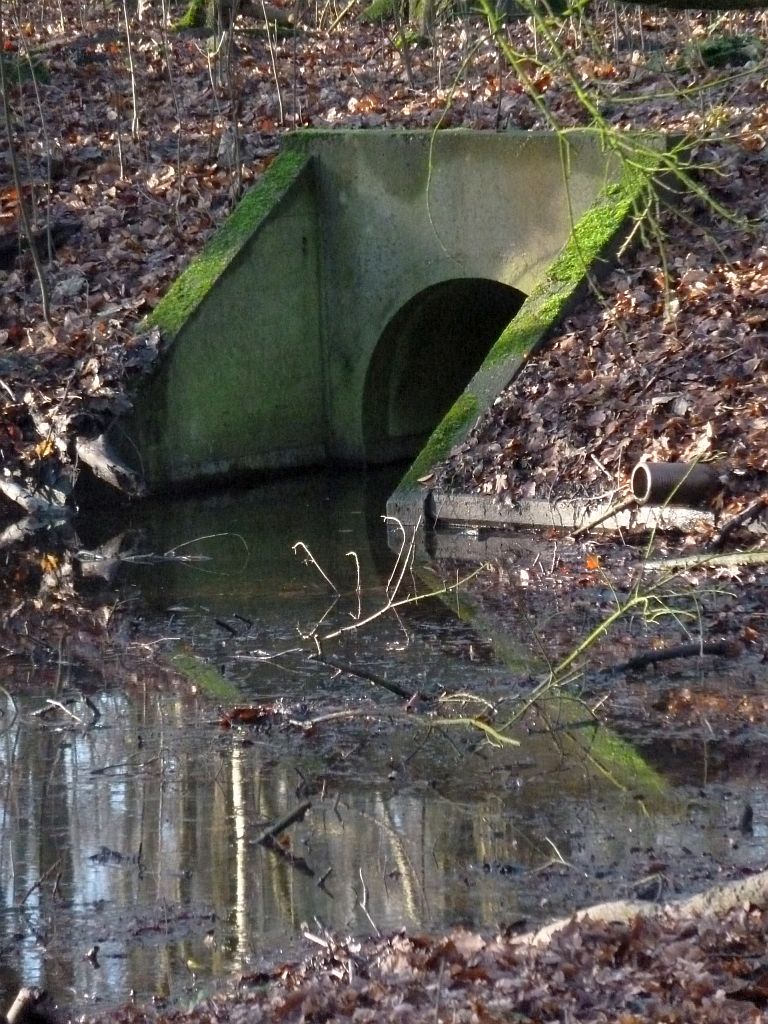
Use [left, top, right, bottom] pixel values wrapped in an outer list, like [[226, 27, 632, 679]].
[[0, 679, 741, 1011], [0, 699, 78, 999]]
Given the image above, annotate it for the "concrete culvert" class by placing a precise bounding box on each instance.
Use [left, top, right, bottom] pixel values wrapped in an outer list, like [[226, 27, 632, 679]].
[[362, 278, 526, 465]]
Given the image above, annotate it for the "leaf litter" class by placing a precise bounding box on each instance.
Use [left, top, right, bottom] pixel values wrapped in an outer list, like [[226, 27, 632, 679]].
[[89, 910, 768, 1023], [5, 0, 768, 1019], [436, 159, 768, 527]]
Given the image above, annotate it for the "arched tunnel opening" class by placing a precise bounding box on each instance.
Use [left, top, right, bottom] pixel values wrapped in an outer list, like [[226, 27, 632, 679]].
[[362, 278, 526, 464]]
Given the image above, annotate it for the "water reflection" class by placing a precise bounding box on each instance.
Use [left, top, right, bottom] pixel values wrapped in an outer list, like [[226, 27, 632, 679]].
[[0, 685, 661, 1013], [1, 470, 767, 1014]]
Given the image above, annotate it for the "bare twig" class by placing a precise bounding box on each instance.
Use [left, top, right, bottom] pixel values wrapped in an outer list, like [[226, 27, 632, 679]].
[[319, 564, 485, 643], [0, 6, 51, 325], [328, 0, 357, 30], [20, 859, 61, 905], [261, 0, 285, 123], [356, 867, 380, 936], [120, 0, 140, 138], [167, 532, 248, 559], [346, 550, 362, 620], [292, 541, 338, 592], [596, 639, 739, 677], [572, 495, 637, 538], [43, 698, 83, 724], [383, 515, 419, 603], [707, 493, 768, 551], [0, 686, 18, 734]]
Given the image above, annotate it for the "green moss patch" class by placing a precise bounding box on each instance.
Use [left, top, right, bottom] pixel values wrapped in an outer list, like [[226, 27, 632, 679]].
[[691, 33, 764, 69], [173, 0, 207, 27], [485, 285, 563, 368], [170, 651, 240, 700], [395, 139, 657, 498], [581, 715, 667, 798], [361, 0, 398, 20], [400, 392, 479, 489], [486, 158, 648, 370], [145, 148, 310, 340]]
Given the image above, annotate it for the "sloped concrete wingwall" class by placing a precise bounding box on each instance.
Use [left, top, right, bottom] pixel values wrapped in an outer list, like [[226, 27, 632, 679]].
[[114, 129, 627, 491], [112, 153, 323, 487]]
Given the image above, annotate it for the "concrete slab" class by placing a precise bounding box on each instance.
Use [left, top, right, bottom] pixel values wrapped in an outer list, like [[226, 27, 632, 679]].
[[385, 488, 716, 536]]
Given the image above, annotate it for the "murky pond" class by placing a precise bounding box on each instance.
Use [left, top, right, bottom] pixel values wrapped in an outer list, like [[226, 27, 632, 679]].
[[2, 470, 768, 1015]]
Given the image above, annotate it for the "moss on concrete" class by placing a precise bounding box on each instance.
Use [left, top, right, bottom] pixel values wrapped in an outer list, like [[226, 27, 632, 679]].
[[400, 392, 480, 490], [484, 286, 563, 367], [391, 144, 656, 514], [580, 712, 667, 797], [361, 0, 397, 20], [145, 148, 310, 340], [548, 193, 626, 284], [485, 161, 647, 370], [170, 651, 240, 700]]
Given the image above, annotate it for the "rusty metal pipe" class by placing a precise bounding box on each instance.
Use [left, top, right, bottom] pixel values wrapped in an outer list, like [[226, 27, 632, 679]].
[[631, 461, 720, 508]]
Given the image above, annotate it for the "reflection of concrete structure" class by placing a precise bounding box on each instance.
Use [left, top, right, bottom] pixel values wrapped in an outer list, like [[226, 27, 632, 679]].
[[110, 130, 634, 491]]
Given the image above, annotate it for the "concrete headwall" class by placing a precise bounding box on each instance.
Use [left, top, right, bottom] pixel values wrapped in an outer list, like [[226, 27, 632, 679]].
[[304, 130, 620, 466], [112, 129, 634, 491]]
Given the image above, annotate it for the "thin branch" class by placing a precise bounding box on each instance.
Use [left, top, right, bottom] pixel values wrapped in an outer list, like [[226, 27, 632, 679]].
[[312, 654, 420, 701], [595, 639, 739, 677], [0, 5, 51, 325], [292, 541, 338, 592]]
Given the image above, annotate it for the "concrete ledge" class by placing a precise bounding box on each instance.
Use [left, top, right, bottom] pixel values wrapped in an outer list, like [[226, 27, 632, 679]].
[[399, 489, 716, 535]]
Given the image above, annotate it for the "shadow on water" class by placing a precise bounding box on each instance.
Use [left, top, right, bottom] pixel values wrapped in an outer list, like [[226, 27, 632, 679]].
[[2, 469, 768, 1015]]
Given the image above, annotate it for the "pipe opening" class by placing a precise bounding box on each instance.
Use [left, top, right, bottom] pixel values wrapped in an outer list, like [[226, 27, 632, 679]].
[[631, 461, 720, 508]]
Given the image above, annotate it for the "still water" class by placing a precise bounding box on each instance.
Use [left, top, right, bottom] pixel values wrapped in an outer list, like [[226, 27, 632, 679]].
[[1, 470, 765, 1014]]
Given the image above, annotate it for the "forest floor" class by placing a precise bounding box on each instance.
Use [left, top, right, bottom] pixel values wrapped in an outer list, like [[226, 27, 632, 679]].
[[4, 0, 768, 1020]]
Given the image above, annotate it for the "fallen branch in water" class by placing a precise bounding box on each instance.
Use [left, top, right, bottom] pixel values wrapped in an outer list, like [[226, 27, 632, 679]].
[[646, 549, 768, 570], [258, 836, 315, 878], [596, 639, 740, 677], [255, 800, 312, 846], [6, 987, 54, 1024], [430, 714, 521, 747], [519, 865, 768, 949], [312, 654, 421, 702]]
